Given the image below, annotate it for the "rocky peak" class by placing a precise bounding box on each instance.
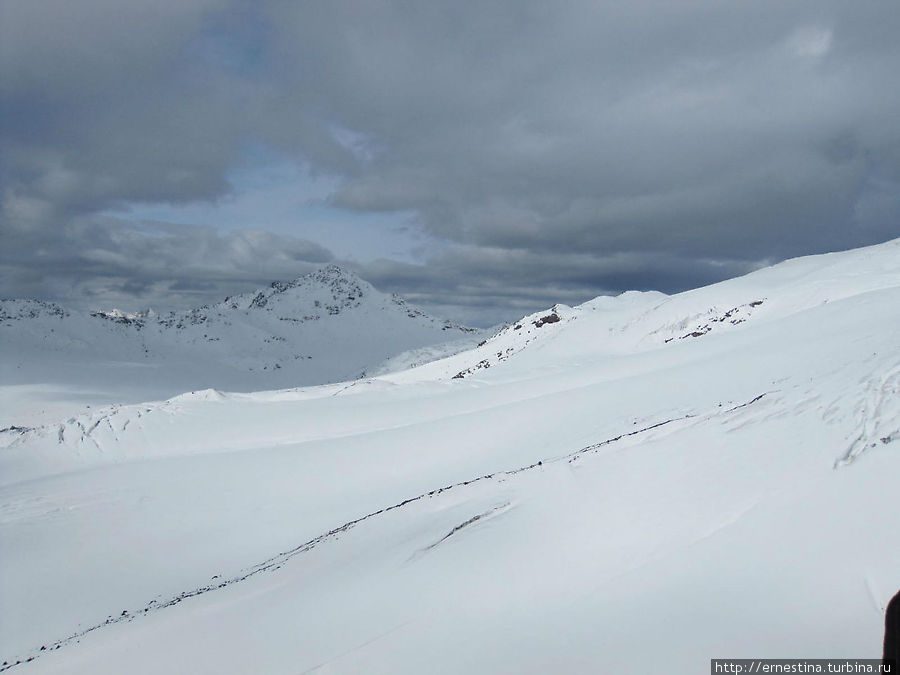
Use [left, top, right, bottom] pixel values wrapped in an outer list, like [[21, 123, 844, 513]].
[[0, 299, 69, 322]]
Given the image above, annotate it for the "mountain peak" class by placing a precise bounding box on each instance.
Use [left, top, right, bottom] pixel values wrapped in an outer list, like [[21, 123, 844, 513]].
[[313, 263, 359, 280], [275, 264, 364, 290]]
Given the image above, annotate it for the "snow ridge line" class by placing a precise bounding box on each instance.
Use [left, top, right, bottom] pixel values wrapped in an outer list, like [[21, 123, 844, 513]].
[[0, 392, 768, 671]]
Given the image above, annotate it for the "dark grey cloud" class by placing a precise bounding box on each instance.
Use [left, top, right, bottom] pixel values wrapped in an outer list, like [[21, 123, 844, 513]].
[[306, 1, 900, 257], [1, 0, 899, 324], [1, 215, 332, 310], [353, 246, 763, 326]]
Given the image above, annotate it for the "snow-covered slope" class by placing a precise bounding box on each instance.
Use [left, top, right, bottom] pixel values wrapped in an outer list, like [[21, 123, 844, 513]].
[[2, 239, 899, 673], [0, 265, 480, 427]]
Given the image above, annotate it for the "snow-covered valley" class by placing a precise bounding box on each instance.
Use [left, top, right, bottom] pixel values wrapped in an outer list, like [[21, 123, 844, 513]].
[[0, 265, 481, 428], [2, 240, 899, 673]]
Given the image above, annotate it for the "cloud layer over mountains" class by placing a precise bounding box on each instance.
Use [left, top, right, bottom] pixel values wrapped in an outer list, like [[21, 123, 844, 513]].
[[2, 0, 899, 323]]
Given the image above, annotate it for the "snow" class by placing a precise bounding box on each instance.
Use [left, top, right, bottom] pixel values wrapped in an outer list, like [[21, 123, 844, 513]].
[[0, 265, 484, 428], [1, 239, 899, 673]]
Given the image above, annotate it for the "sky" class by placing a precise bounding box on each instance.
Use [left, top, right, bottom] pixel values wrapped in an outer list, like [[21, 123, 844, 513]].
[[1, 1, 899, 326]]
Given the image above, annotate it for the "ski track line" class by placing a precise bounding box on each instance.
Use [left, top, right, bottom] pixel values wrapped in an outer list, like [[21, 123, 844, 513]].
[[834, 362, 900, 468], [0, 392, 769, 671]]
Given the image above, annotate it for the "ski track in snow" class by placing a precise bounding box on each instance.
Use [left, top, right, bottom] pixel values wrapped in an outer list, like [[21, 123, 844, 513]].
[[0, 392, 772, 671], [298, 619, 417, 675], [834, 363, 900, 468]]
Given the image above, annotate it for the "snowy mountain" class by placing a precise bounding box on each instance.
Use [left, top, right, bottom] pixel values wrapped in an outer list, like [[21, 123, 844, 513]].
[[2, 239, 899, 673], [0, 265, 481, 427]]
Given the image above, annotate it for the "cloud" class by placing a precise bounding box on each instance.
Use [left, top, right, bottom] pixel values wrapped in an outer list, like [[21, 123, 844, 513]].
[[1, 0, 898, 322], [352, 244, 764, 326], [0, 215, 332, 310], [787, 26, 833, 58]]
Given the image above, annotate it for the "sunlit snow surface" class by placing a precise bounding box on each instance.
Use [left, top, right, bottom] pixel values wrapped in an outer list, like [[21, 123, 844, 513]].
[[2, 240, 899, 673]]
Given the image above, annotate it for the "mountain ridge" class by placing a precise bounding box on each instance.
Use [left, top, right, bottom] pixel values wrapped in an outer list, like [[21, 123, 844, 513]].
[[0, 265, 483, 427]]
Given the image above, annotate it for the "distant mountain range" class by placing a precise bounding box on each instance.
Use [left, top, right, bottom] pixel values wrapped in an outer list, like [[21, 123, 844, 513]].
[[0, 265, 483, 426]]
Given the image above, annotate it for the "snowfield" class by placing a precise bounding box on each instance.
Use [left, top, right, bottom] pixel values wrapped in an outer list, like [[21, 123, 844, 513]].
[[0, 265, 482, 428], [1, 239, 899, 673]]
